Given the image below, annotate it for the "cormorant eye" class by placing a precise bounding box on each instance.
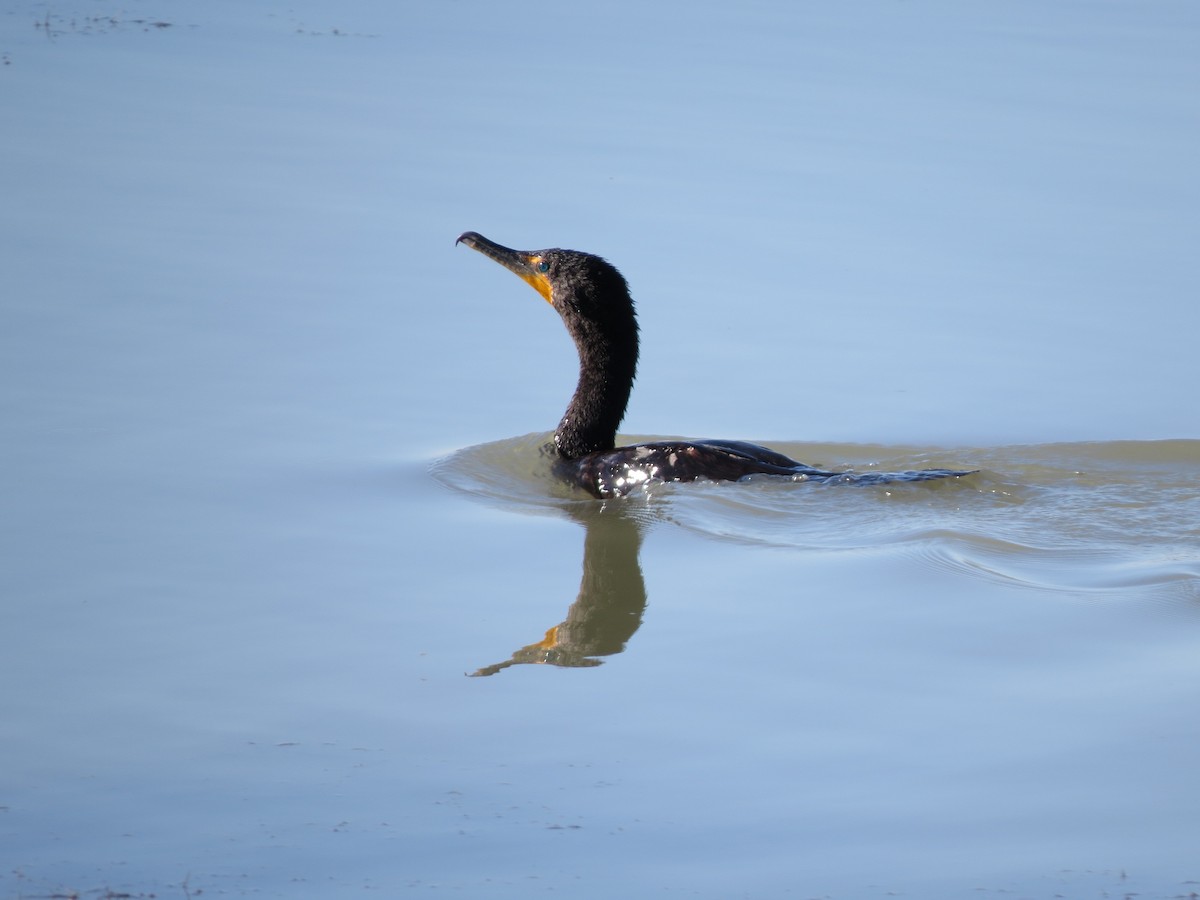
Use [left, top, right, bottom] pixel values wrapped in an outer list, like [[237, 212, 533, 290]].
[[537, 261, 550, 273]]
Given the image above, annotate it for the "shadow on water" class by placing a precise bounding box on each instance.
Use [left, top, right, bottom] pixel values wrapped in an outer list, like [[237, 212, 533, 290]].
[[469, 501, 647, 676]]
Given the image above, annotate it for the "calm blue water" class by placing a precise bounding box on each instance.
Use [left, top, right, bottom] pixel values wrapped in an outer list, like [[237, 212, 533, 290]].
[[2, 2, 1199, 898]]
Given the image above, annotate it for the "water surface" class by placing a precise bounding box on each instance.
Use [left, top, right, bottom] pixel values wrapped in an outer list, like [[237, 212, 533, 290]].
[[2, 2, 1199, 898]]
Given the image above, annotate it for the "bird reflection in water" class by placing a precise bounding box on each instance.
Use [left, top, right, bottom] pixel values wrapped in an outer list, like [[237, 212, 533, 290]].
[[471, 502, 646, 676]]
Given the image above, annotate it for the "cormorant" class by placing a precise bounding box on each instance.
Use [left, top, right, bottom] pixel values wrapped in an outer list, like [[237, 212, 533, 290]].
[[456, 231, 967, 499]]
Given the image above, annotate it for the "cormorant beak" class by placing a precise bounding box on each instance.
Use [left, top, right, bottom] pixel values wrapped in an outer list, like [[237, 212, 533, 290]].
[[456, 231, 553, 304]]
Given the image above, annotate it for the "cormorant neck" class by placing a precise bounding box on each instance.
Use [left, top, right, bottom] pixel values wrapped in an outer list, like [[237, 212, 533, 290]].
[[553, 301, 638, 460], [555, 358, 634, 459]]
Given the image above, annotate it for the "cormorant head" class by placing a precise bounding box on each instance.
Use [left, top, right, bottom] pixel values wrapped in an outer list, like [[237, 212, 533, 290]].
[[456, 231, 638, 369]]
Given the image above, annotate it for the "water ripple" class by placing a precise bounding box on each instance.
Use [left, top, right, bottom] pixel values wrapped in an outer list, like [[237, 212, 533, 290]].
[[432, 435, 1200, 599]]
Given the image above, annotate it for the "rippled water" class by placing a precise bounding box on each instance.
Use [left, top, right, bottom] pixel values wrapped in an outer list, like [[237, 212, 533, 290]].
[[436, 434, 1200, 602]]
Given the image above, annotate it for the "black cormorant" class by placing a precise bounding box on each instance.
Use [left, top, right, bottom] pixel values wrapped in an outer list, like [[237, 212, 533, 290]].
[[456, 231, 967, 499]]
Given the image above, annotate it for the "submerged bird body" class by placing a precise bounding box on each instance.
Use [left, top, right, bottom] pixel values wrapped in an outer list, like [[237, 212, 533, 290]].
[[456, 231, 966, 498], [559, 439, 839, 499]]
